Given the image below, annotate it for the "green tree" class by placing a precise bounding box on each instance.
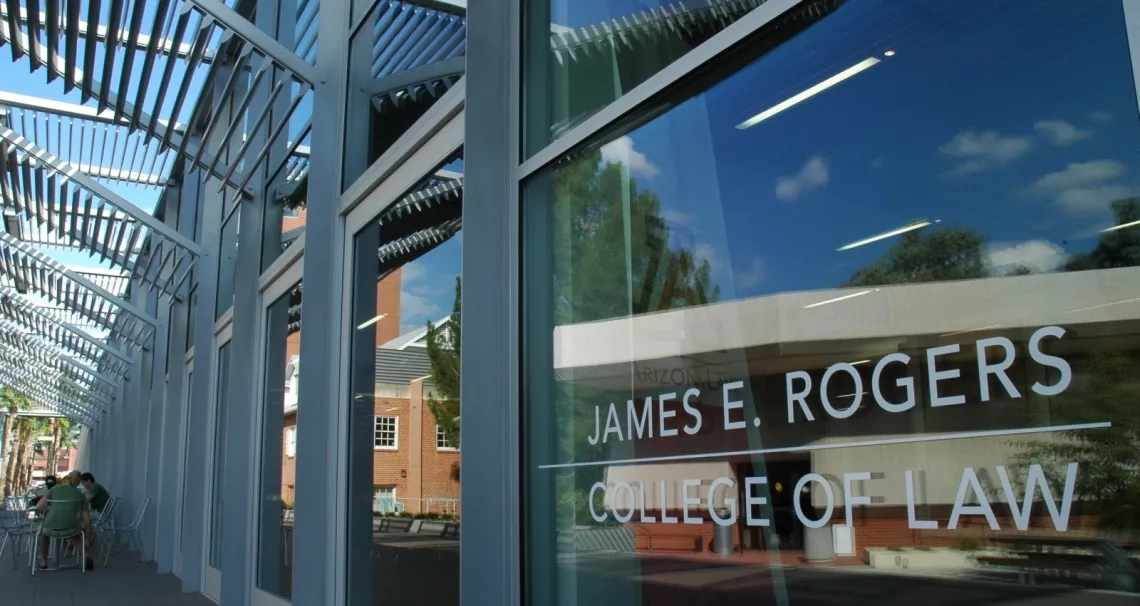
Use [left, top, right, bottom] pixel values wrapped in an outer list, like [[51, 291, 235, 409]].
[[425, 277, 461, 449], [1064, 198, 1140, 271], [844, 224, 988, 287], [0, 386, 32, 497], [1008, 353, 1140, 530]]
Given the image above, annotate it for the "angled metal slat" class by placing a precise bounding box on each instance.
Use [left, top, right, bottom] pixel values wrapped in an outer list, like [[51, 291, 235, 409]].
[[97, 0, 126, 113], [129, 0, 173, 129], [113, 0, 148, 123], [63, 0, 79, 93]]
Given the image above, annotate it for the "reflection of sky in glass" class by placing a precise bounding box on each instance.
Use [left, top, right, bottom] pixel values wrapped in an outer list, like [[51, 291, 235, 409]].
[[597, 0, 1139, 300]]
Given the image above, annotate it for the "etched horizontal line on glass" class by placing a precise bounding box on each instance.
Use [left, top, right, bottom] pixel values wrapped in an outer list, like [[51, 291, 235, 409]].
[[536, 421, 1113, 470]]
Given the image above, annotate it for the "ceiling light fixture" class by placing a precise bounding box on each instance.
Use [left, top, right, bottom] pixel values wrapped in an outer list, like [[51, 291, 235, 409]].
[[1102, 219, 1140, 233], [356, 313, 387, 330], [804, 289, 878, 309], [884, 50, 896, 57], [737, 57, 882, 130], [837, 219, 937, 251]]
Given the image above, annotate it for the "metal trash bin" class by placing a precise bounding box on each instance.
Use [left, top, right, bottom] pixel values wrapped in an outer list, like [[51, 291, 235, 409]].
[[712, 511, 734, 555], [803, 525, 836, 563]]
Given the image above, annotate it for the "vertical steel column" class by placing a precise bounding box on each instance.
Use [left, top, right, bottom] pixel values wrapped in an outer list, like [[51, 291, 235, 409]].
[[219, 0, 282, 601], [183, 163, 219, 593], [143, 288, 169, 562], [463, 0, 523, 603], [294, 0, 351, 603], [156, 183, 194, 574]]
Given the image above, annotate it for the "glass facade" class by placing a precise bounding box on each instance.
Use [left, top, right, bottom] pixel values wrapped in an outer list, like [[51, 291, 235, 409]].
[[524, 0, 1140, 602], [28, 0, 1140, 605], [209, 341, 233, 569], [257, 283, 302, 599]]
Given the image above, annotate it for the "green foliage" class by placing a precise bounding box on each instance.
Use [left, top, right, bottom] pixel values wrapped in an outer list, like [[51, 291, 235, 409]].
[[425, 276, 461, 448], [1008, 353, 1140, 530], [1065, 198, 1140, 271], [845, 225, 988, 287]]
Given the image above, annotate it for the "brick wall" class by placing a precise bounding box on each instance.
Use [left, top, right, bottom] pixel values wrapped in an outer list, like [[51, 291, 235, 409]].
[[419, 398, 460, 514], [282, 412, 297, 504], [372, 396, 412, 499]]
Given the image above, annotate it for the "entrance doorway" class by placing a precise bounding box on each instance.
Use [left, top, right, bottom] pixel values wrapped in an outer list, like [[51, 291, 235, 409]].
[[737, 457, 812, 551]]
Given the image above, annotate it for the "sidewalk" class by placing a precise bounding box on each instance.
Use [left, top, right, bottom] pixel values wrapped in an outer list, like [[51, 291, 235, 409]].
[[0, 552, 213, 606]]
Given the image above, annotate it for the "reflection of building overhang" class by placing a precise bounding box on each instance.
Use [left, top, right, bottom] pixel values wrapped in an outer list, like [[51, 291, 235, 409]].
[[554, 267, 1140, 379]]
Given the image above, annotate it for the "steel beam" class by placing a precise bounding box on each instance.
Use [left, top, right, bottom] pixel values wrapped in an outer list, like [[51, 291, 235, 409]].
[[0, 125, 202, 255], [363, 55, 465, 96], [188, 0, 318, 85], [0, 230, 158, 325], [0, 284, 132, 364]]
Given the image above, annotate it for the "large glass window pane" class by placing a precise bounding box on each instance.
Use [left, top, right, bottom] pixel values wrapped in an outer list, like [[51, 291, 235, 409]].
[[256, 281, 302, 599], [209, 342, 232, 569], [346, 155, 463, 606], [216, 208, 240, 318], [524, 1, 1140, 604], [522, 0, 783, 156]]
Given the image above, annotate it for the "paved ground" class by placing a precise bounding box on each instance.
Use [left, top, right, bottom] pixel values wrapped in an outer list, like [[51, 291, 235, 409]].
[[0, 549, 213, 606]]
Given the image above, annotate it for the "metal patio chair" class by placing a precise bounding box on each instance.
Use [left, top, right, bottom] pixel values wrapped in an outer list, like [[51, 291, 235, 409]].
[[31, 498, 88, 575], [0, 502, 37, 570], [99, 497, 149, 566]]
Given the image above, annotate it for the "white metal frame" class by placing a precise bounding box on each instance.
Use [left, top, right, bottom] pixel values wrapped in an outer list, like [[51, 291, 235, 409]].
[[203, 319, 234, 602], [332, 98, 466, 606], [250, 248, 304, 606]]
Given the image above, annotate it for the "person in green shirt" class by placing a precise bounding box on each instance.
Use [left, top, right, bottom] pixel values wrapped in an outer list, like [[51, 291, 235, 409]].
[[35, 470, 94, 571], [79, 472, 111, 513]]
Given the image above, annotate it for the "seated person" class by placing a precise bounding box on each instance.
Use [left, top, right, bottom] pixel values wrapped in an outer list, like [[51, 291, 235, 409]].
[[35, 470, 94, 571], [79, 473, 110, 514], [28, 476, 57, 508]]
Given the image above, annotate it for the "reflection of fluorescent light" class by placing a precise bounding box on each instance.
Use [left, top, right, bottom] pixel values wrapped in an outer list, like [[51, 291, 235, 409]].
[[940, 325, 1001, 337], [849, 359, 871, 366], [1066, 297, 1140, 314], [737, 57, 881, 129], [804, 289, 877, 309], [1102, 219, 1140, 233], [356, 313, 387, 330], [837, 220, 936, 251]]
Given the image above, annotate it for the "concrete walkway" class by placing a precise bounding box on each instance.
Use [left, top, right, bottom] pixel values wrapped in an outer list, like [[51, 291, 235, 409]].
[[0, 550, 213, 606]]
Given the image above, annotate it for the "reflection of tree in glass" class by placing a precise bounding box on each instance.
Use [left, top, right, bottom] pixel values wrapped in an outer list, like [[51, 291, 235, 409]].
[[845, 199, 1140, 288], [1065, 198, 1140, 271], [1009, 353, 1140, 531], [425, 276, 461, 450], [843, 226, 987, 287], [553, 150, 720, 324], [549, 150, 722, 526]]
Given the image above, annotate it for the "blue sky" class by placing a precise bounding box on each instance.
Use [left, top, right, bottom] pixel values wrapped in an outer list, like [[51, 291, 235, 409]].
[[592, 0, 1139, 302]]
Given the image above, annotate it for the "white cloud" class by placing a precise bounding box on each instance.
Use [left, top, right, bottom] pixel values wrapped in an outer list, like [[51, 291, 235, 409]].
[[1089, 110, 1113, 123], [1034, 120, 1092, 146], [1028, 159, 1132, 214], [692, 242, 721, 271], [986, 240, 1067, 275], [938, 130, 1032, 176], [401, 262, 426, 283], [734, 258, 768, 289], [400, 290, 442, 334], [1032, 159, 1127, 191], [1054, 184, 1136, 215], [599, 135, 659, 179], [661, 208, 694, 227], [776, 155, 829, 201]]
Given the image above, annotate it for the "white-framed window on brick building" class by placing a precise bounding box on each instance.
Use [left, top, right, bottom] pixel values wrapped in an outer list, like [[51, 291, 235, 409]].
[[436, 425, 458, 451], [285, 426, 297, 458], [374, 416, 398, 450]]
